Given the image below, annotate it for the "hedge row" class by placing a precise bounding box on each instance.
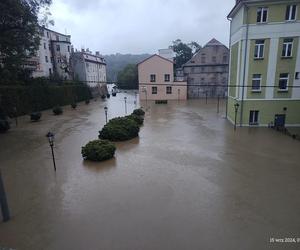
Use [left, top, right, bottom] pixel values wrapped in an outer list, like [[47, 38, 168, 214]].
[[0, 83, 91, 116]]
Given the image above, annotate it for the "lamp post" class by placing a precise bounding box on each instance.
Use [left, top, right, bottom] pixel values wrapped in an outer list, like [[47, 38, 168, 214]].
[[0, 170, 10, 222], [46, 132, 56, 171], [104, 106, 108, 124], [234, 103, 240, 131], [134, 92, 137, 107], [177, 89, 180, 102], [217, 95, 220, 114], [124, 96, 127, 114], [205, 91, 208, 104]]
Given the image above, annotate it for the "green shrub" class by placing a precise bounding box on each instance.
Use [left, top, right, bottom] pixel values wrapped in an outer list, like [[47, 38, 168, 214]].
[[99, 116, 140, 141], [0, 119, 10, 133], [127, 114, 144, 126], [132, 108, 145, 116], [81, 139, 116, 161], [53, 106, 63, 115], [30, 112, 42, 122]]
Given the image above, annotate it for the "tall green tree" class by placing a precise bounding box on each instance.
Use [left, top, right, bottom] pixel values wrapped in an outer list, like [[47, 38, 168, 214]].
[[171, 39, 201, 68], [117, 64, 138, 89], [0, 0, 52, 83]]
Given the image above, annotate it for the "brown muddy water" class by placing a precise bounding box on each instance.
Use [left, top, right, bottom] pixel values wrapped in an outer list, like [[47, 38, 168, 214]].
[[0, 92, 299, 250]]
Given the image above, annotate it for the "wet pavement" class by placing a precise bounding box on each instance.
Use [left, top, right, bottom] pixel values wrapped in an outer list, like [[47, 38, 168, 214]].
[[0, 92, 300, 250]]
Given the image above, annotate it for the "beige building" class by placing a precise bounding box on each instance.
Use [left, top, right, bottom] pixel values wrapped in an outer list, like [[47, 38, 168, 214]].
[[138, 55, 187, 101]]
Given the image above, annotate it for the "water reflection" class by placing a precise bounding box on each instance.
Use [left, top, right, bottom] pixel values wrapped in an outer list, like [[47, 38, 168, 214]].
[[83, 157, 117, 173]]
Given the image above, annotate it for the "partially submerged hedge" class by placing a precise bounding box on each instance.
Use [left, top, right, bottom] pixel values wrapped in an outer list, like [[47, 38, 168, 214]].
[[132, 108, 145, 116], [127, 114, 144, 126], [99, 116, 140, 141], [82, 139, 116, 161], [0, 119, 10, 133]]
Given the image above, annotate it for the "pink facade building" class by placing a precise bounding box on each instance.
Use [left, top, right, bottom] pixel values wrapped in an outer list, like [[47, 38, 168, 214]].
[[138, 55, 187, 101]]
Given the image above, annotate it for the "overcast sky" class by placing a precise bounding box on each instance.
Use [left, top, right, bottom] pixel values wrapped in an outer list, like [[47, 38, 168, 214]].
[[49, 0, 235, 55]]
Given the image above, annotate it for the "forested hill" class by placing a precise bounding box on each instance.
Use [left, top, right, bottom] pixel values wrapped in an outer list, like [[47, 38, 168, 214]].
[[104, 53, 150, 82]]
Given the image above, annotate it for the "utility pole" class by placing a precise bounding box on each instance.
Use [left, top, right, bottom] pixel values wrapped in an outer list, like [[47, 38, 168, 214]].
[[0, 170, 10, 222]]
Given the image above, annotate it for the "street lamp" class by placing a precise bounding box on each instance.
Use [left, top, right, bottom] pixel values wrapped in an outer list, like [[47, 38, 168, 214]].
[[234, 102, 240, 131], [177, 89, 180, 102], [0, 170, 10, 222], [104, 106, 108, 124], [134, 92, 137, 106], [124, 96, 127, 114], [46, 132, 56, 171]]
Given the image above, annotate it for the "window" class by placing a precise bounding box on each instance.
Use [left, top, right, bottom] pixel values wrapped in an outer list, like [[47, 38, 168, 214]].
[[43, 43, 46, 49], [67, 46, 70, 52], [45, 56, 48, 63], [254, 40, 265, 59], [278, 73, 289, 91], [56, 35, 59, 41], [295, 72, 299, 80], [252, 74, 262, 92], [48, 43, 51, 50], [46, 31, 49, 38], [201, 56, 206, 63], [249, 111, 259, 125], [223, 55, 227, 63], [191, 67, 195, 73], [285, 5, 297, 21], [56, 44, 60, 51], [49, 68, 52, 75], [164, 74, 170, 82], [152, 86, 157, 94], [212, 56, 216, 63], [150, 74, 156, 82], [257, 7, 268, 23], [282, 38, 293, 57], [166, 86, 172, 94]]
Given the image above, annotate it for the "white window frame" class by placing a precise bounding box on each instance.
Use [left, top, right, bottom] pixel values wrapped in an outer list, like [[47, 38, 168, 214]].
[[254, 40, 265, 59], [282, 38, 293, 58], [164, 74, 170, 82], [286, 5, 297, 21], [278, 73, 289, 92], [249, 110, 259, 125], [166, 86, 172, 94], [150, 74, 156, 82], [252, 74, 262, 92], [257, 7, 268, 23], [152, 86, 157, 94]]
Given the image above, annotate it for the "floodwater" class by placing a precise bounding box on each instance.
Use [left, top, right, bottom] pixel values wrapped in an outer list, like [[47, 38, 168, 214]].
[[0, 92, 299, 250]]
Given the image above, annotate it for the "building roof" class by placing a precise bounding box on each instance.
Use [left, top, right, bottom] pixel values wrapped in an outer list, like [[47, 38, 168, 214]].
[[182, 38, 228, 67], [137, 54, 174, 65], [204, 38, 225, 47], [228, 0, 284, 18]]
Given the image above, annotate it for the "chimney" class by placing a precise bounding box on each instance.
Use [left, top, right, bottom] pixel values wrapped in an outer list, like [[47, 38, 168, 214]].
[[96, 51, 100, 56], [81, 48, 85, 52]]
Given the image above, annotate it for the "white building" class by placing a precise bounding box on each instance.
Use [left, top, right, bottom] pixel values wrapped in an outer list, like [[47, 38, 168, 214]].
[[71, 49, 107, 87], [158, 48, 175, 62], [32, 27, 72, 80]]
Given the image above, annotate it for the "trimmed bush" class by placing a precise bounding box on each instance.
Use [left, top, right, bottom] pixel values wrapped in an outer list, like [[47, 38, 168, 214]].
[[127, 114, 144, 126], [53, 106, 63, 115], [85, 99, 90, 104], [132, 108, 145, 116], [0, 119, 10, 133], [71, 103, 77, 109], [30, 112, 42, 122], [81, 139, 116, 161], [99, 116, 140, 141]]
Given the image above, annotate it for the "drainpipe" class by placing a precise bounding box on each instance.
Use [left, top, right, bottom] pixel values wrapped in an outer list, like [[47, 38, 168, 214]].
[[240, 5, 249, 127], [226, 16, 232, 119]]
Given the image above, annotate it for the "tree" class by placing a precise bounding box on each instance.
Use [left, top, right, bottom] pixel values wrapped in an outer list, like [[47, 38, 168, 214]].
[[0, 0, 52, 83], [117, 64, 138, 89], [171, 39, 201, 69]]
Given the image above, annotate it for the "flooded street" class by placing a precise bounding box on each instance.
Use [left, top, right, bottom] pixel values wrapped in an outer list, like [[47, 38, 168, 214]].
[[0, 92, 300, 250]]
